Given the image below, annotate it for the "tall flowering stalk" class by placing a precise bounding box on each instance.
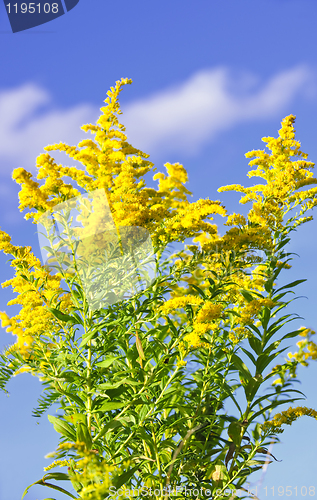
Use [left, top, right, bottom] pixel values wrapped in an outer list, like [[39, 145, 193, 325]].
[[1, 79, 317, 500]]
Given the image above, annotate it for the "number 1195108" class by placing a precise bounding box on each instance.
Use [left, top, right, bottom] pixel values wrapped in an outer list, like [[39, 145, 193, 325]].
[[6, 3, 59, 13], [264, 486, 315, 496]]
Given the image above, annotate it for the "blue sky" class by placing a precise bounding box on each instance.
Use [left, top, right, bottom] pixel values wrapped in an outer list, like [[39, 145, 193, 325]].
[[1, 0, 317, 499]]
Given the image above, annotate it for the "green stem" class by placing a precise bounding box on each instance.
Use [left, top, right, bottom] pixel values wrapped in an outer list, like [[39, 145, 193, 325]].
[[110, 365, 181, 461], [151, 425, 163, 490]]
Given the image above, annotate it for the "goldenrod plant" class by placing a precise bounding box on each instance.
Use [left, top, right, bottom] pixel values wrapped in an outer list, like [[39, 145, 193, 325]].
[[1, 78, 317, 500]]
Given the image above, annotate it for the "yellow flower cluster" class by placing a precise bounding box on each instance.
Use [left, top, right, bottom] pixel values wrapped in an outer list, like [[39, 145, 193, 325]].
[[7, 77, 230, 273], [162, 234, 277, 344], [238, 298, 275, 326], [2, 81, 317, 369], [176, 358, 187, 367], [287, 328, 317, 366], [251, 264, 267, 291], [218, 115, 317, 230], [0, 78, 242, 363], [152, 162, 192, 211], [224, 213, 247, 227], [183, 322, 214, 348], [159, 296, 223, 348], [196, 302, 223, 323], [229, 326, 250, 345], [204, 225, 273, 255], [0, 227, 72, 358], [263, 406, 317, 432], [183, 330, 206, 348], [44, 459, 70, 472], [159, 295, 203, 315], [51, 443, 127, 500]]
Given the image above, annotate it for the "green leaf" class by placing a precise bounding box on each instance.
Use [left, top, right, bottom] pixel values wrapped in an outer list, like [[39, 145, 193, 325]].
[[239, 289, 254, 303], [244, 374, 263, 402], [58, 389, 84, 408], [112, 466, 139, 489], [206, 461, 230, 484], [96, 419, 123, 438], [260, 306, 271, 329], [136, 427, 156, 452], [240, 347, 257, 367], [47, 307, 77, 324], [76, 422, 92, 449], [274, 279, 306, 294], [230, 354, 252, 386], [228, 421, 243, 446], [250, 390, 291, 411], [266, 314, 296, 336], [98, 379, 127, 390], [276, 237, 291, 251], [79, 329, 97, 348], [248, 334, 262, 355], [135, 332, 145, 361], [256, 348, 288, 374], [248, 398, 304, 424], [99, 401, 126, 411], [47, 415, 76, 441], [65, 413, 86, 425], [221, 383, 243, 417], [21, 478, 77, 500], [265, 316, 299, 345], [247, 323, 262, 339], [280, 329, 303, 342], [96, 356, 118, 368], [189, 283, 207, 299], [43, 473, 70, 481], [71, 312, 84, 326]]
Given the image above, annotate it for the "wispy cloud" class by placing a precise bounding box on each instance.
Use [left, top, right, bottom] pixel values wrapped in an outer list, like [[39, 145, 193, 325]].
[[121, 64, 316, 155], [0, 64, 315, 180], [0, 83, 96, 174]]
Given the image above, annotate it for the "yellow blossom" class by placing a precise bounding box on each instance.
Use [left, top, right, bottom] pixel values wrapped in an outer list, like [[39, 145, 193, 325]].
[[263, 406, 317, 432], [218, 115, 317, 231], [196, 303, 223, 323], [159, 295, 203, 315]]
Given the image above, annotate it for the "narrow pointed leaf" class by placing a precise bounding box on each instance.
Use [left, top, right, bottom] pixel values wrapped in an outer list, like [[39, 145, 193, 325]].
[[48, 415, 76, 441], [21, 479, 77, 500], [275, 279, 306, 294], [47, 307, 77, 324], [99, 401, 126, 411], [96, 356, 118, 368]]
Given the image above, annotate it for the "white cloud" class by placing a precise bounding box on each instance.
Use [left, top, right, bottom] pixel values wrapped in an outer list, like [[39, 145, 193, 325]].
[[121, 64, 316, 155], [0, 83, 96, 174], [0, 64, 315, 179]]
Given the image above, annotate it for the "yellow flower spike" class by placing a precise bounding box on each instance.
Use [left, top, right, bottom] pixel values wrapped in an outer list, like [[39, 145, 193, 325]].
[[0, 311, 11, 328], [43, 459, 70, 472], [159, 295, 203, 315], [196, 303, 223, 323], [218, 115, 317, 231], [0, 229, 73, 359], [224, 213, 247, 227], [263, 406, 317, 433], [184, 330, 203, 348]]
